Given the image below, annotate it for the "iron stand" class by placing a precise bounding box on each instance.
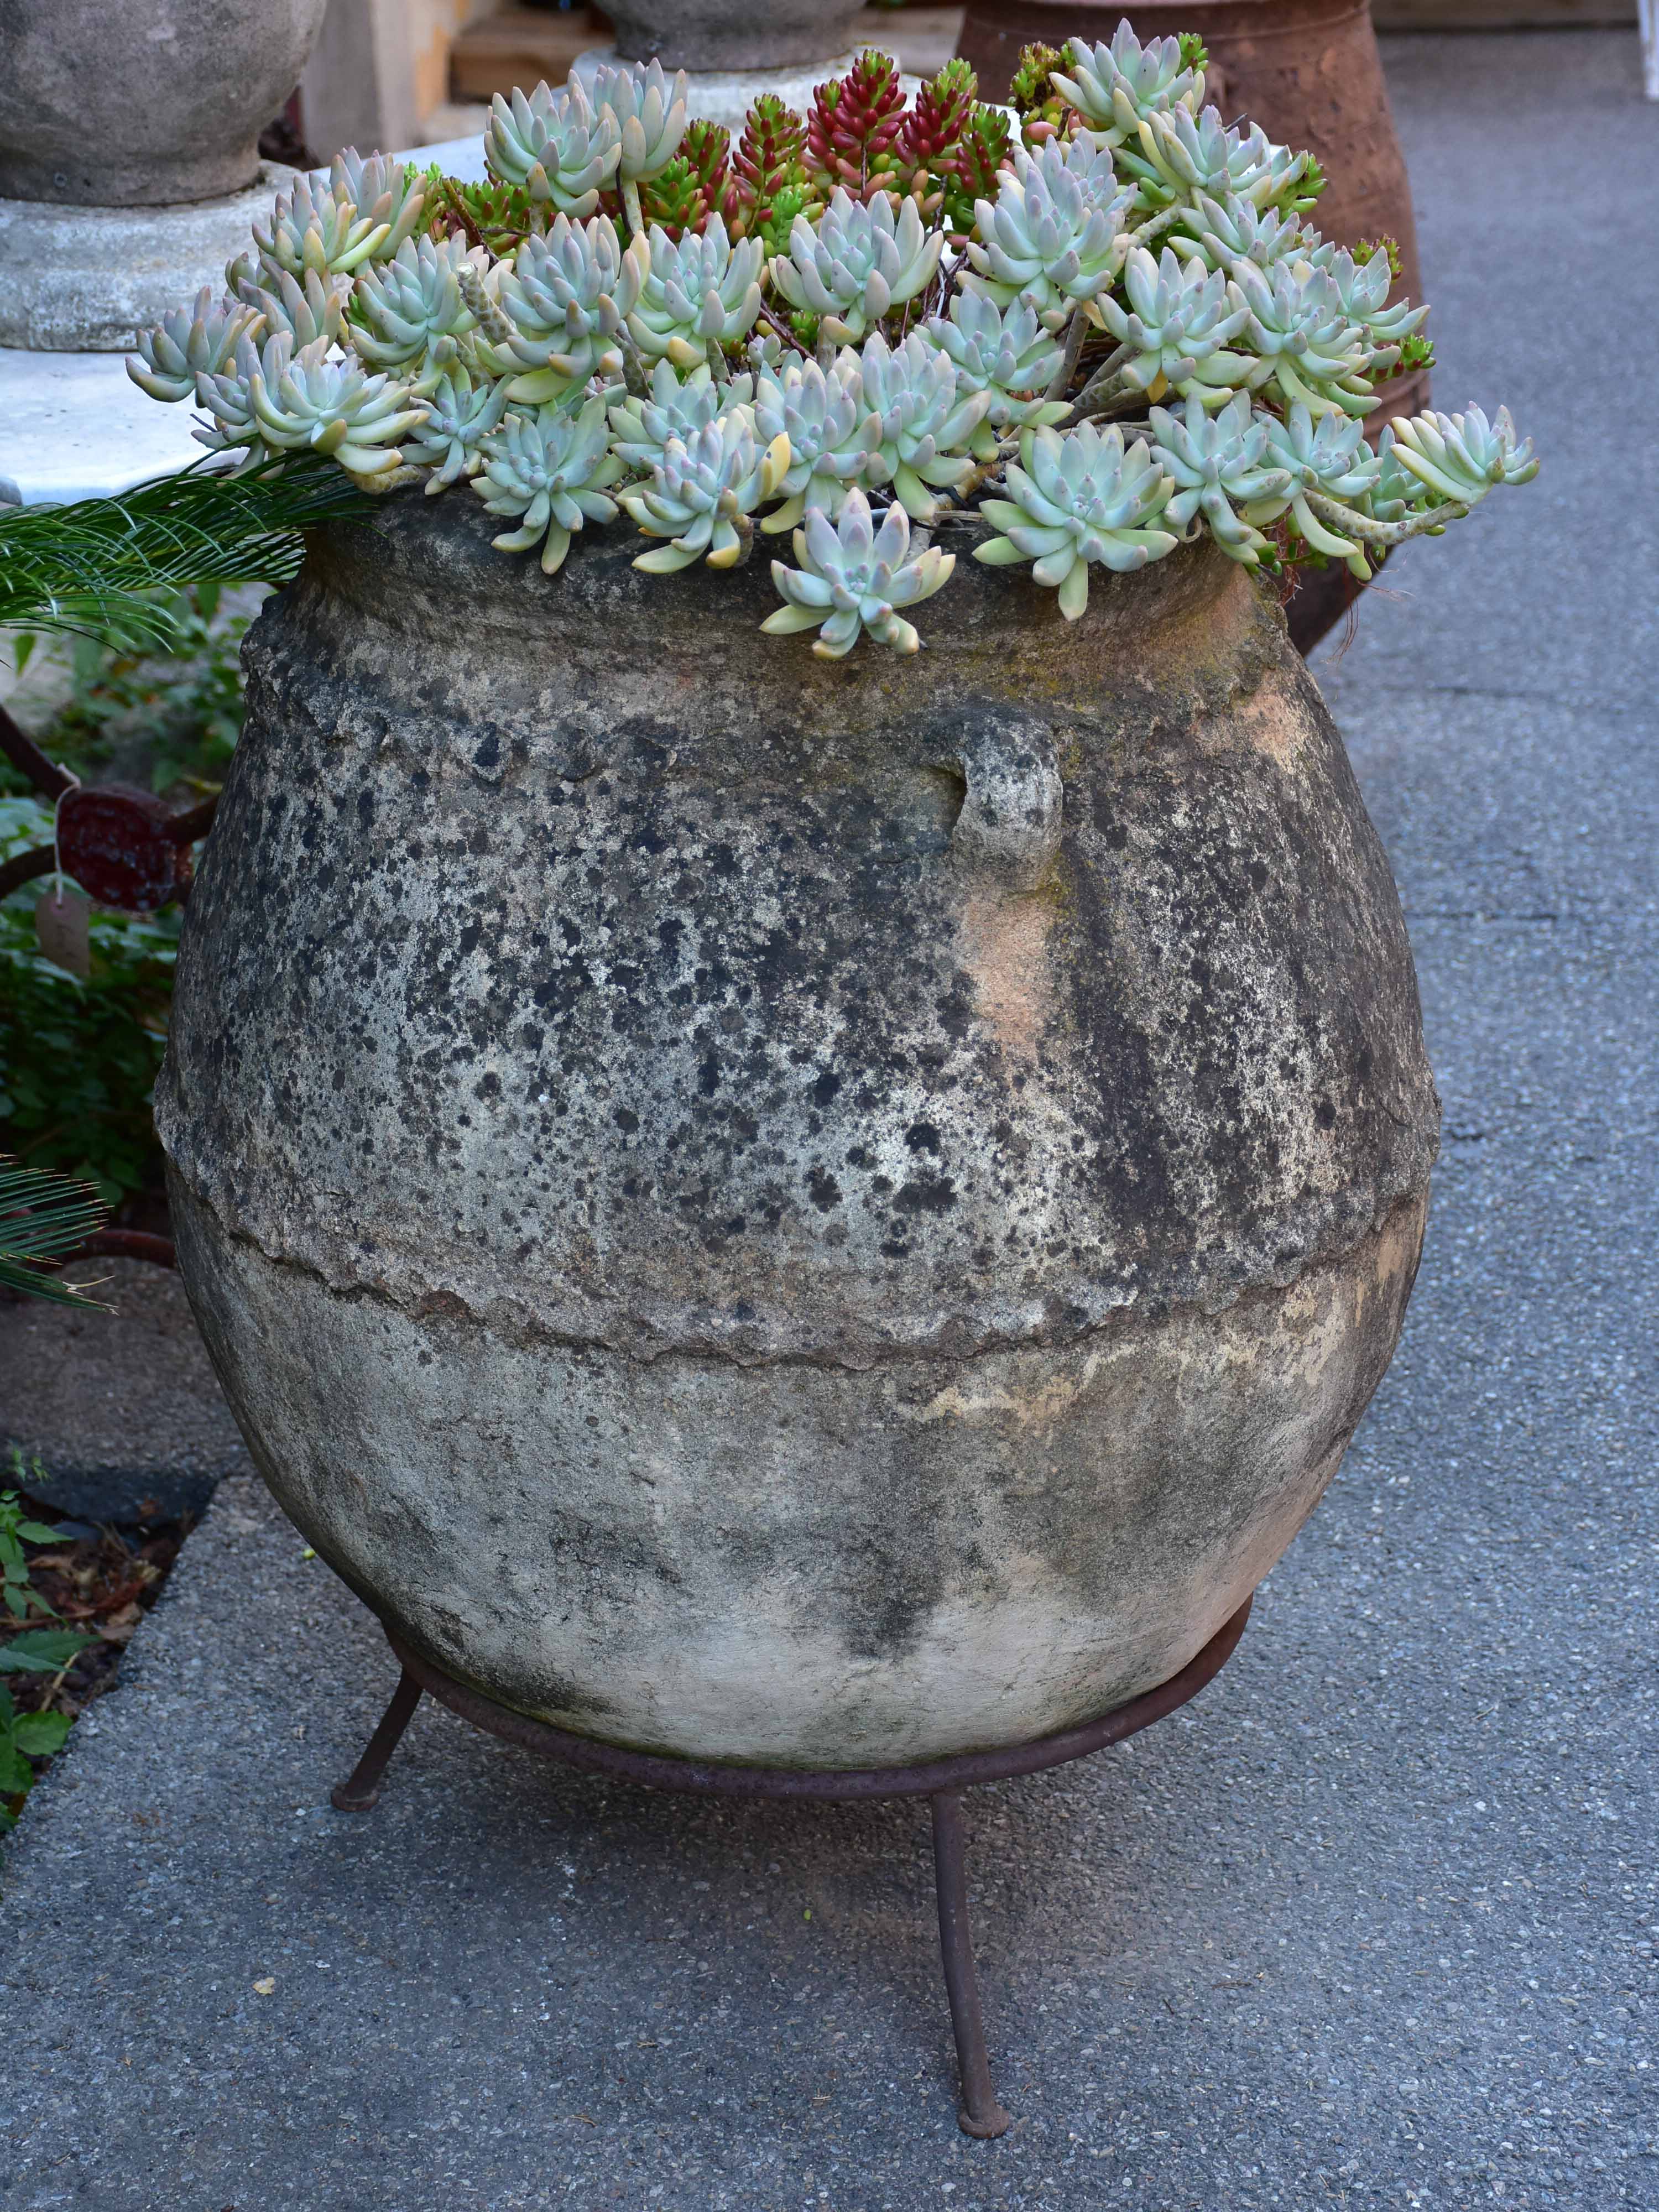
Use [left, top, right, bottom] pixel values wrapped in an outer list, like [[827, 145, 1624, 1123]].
[[331, 1595, 1252, 2138]]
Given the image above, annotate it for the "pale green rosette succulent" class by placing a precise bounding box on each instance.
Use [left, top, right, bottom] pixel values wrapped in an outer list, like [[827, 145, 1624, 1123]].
[[928, 294, 1068, 458], [473, 393, 624, 571], [626, 217, 765, 368], [965, 138, 1134, 331], [227, 258, 348, 351], [1130, 106, 1307, 216], [856, 332, 992, 523], [1148, 392, 1292, 566], [771, 188, 945, 346], [974, 421, 1177, 618], [483, 78, 622, 217], [1049, 26, 1205, 153], [619, 408, 792, 572], [494, 217, 650, 404], [127, 285, 259, 404], [405, 364, 512, 493], [1248, 403, 1383, 575], [327, 151, 426, 262], [762, 489, 955, 659], [1305, 243, 1428, 357], [608, 359, 753, 475], [1227, 258, 1373, 416], [350, 235, 481, 373], [752, 352, 873, 531], [593, 59, 689, 233], [192, 329, 285, 465], [1384, 405, 1538, 506], [252, 175, 389, 281], [245, 336, 424, 479], [1094, 244, 1251, 398], [1173, 191, 1311, 275]]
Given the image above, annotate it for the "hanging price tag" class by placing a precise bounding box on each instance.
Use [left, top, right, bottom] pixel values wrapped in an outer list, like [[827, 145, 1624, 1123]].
[[34, 885, 91, 978]]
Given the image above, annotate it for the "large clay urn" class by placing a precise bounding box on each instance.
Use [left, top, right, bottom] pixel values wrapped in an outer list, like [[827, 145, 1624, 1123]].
[[159, 495, 1438, 1770], [0, 0, 331, 206], [955, 2, 1431, 651]]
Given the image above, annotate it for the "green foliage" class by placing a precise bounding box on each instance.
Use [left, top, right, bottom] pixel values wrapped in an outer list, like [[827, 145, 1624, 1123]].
[[0, 454, 370, 656], [1177, 34, 1210, 74], [0, 1687, 73, 1829], [1, 796, 179, 1204], [0, 1488, 68, 1622], [0, 1161, 107, 1307]]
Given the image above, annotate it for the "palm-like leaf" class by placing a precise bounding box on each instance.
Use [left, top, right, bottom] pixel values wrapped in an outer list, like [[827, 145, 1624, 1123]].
[[0, 453, 371, 653], [0, 1162, 109, 1308]]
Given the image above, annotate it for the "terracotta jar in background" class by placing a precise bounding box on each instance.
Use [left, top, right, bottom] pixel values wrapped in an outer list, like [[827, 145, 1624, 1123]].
[[954, 1, 1432, 650]]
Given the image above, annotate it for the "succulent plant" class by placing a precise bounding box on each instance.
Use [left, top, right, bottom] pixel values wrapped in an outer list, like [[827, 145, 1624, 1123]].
[[807, 49, 907, 203], [1305, 242, 1429, 353], [943, 104, 1014, 236], [763, 489, 954, 658], [245, 338, 423, 479], [228, 257, 348, 351], [192, 328, 294, 466], [928, 293, 1069, 455], [494, 216, 650, 402], [1094, 244, 1251, 397], [608, 358, 740, 474], [894, 59, 979, 211], [965, 138, 1134, 330], [404, 364, 513, 493], [771, 187, 945, 346], [483, 78, 621, 217], [593, 59, 690, 233], [752, 352, 873, 529], [626, 217, 765, 368], [1148, 392, 1292, 565], [619, 408, 791, 571], [1130, 106, 1306, 216], [1384, 404, 1538, 505], [327, 151, 427, 262], [252, 175, 389, 282], [350, 234, 481, 373], [855, 332, 993, 520], [127, 286, 259, 404], [1227, 257, 1372, 417], [724, 94, 810, 243], [1176, 191, 1311, 275], [473, 393, 623, 570], [974, 420, 1176, 617], [1048, 26, 1205, 152], [128, 42, 1537, 658]]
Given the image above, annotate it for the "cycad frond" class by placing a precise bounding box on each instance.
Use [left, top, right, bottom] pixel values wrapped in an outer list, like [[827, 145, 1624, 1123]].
[[0, 452, 371, 653], [0, 1162, 110, 1308]]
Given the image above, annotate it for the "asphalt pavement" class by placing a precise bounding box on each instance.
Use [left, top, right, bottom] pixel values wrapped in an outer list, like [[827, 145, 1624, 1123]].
[[2, 32, 1654, 2211]]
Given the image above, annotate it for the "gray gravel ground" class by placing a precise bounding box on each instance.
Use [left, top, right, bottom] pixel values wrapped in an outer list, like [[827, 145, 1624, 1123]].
[[2, 31, 1654, 2212]]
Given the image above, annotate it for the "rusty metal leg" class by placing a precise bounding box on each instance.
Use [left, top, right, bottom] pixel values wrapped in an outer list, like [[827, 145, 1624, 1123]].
[[930, 1789, 1012, 2139], [331, 1668, 423, 1812]]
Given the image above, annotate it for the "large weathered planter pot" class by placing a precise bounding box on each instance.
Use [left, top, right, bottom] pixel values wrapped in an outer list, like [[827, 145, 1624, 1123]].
[[159, 494, 1438, 1770]]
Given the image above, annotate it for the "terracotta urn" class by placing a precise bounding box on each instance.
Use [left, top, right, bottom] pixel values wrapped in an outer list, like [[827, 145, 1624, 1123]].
[[160, 493, 1438, 1770]]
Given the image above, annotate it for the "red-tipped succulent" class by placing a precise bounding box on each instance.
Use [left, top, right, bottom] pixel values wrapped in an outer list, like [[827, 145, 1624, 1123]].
[[807, 49, 907, 203], [724, 93, 811, 240]]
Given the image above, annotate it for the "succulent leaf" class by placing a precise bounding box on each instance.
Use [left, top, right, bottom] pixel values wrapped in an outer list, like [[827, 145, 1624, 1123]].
[[619, 406, 791, 571], [483, 78, 622, 218], [973, 420, 1177, 617], [473, 391, 623, 570], [964, 138, 1133, 330], [763, 487, 954, 657], [770, 186, 945, 345]]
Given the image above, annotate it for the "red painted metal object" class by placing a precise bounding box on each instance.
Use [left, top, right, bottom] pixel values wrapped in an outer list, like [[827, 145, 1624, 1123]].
[[55, 784, 195, 912]]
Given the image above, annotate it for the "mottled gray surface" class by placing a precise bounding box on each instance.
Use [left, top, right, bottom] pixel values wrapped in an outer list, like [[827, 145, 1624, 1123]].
[[0, 0, 327, 206], [158, 484, 1433, 1761], [1, 28, 1655, 2210], [604, 0, 865, 71]]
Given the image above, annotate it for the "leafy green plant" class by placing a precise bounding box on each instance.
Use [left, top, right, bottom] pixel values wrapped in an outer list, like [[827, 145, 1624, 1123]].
[[0, 1159, 107, 1306], [1, 799, 179, 1203], [0, 1688, 73, 1829], [0, 1486, 70, 1621]]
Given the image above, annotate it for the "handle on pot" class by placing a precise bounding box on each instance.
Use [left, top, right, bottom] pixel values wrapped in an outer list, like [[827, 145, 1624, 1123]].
[[948, 720, 1064, 889]]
